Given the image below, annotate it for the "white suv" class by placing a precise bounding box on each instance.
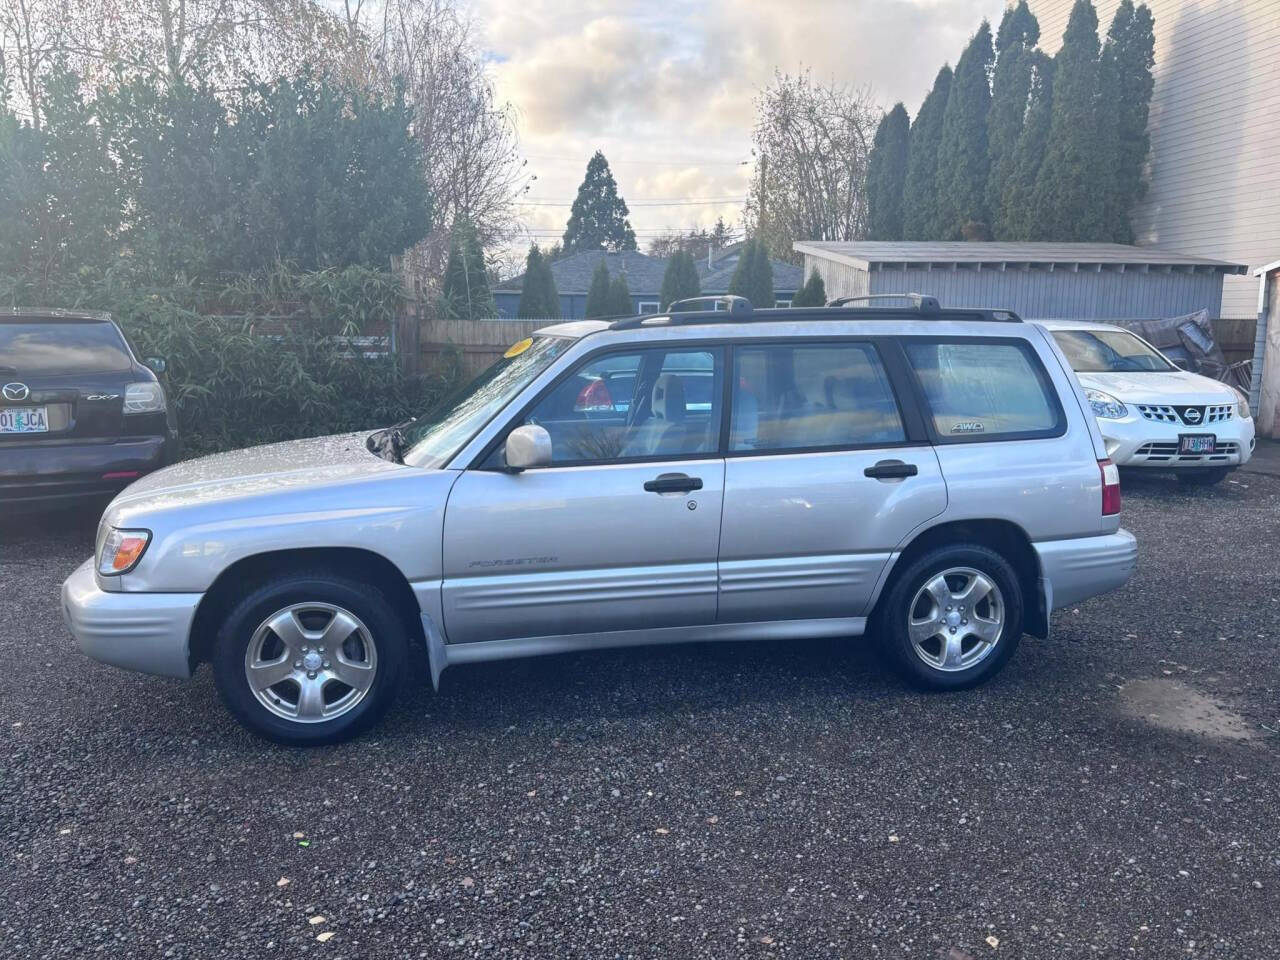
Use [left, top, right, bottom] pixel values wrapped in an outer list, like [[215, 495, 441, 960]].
[[64, 296, 1137, 744], [1042, 320, 1255, 485]]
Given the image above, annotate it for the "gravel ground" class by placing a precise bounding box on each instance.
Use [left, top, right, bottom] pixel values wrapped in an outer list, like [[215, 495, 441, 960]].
[[2, 473, 1279, 959]]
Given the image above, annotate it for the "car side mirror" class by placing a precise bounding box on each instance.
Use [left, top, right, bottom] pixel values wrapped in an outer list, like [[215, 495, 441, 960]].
[[504, 424, 552, 472], [145, 356, 167, 374]]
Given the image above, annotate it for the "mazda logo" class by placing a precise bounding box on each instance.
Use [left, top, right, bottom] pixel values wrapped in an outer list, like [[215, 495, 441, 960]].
[[2, 382, 29, 401], [1183, 408, 1202, 423]]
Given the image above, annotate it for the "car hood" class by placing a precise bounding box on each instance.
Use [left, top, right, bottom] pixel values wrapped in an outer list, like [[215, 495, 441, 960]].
[[109, 431, 405, 512], [1076, 369, 1238, 404]]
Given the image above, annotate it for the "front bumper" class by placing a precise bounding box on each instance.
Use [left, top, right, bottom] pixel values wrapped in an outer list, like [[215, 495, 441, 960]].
[[1097, 411, 1254, 469], [1035, 529, 1137, 612], [62, 558, 200, 679]]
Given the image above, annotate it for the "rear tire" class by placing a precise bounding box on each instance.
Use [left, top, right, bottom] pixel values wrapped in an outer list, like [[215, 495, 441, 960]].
[[1176, 467, 1229, 486], [211, 571, 408, 745], [877, 544, 1023, 691]]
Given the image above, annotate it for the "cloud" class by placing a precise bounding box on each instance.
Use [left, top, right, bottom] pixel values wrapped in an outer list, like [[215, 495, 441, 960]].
[[473, 0, 1007, 253]]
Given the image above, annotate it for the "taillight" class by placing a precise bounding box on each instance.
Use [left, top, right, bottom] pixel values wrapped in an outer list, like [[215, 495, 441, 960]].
[[1099, 458, 1121, 515]]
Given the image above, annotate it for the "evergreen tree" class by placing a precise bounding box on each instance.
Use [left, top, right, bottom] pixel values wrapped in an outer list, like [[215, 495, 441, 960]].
[[710, 216, 734, 252], [607, 271, 633, 316], [1100, 0, 1155, 242], [583, 259, 612, 318], [728, 239, 775, 308], [516, 244, 560, 319], [751, 241, 775, 308], [790, 269, 828, 307], [998, 52, 1055, 240], [867, 103, 911, 241], [659, 249, 701, 310], [562, 151, 637, 254], [902, 65, 952, 240], [987, 1, 1041, 227], [440, 217, 494, 319], [1030, 0, 1109, 240], [935, 21, 995, 240]]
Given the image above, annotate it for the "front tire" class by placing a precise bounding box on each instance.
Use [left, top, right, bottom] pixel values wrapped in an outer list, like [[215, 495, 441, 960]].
[[877, 544, 1023, 691], [211, 572, 408, 745], [1177, 467, 1229, 486]]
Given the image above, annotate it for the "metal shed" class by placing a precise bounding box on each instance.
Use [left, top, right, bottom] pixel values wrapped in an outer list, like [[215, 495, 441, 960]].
[[794, 242, 1248, 320]]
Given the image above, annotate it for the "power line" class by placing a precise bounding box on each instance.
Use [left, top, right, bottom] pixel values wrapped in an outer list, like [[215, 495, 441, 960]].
[[518, 197, 744, 208], [525, 153, 750, 167], [519, 228, 735, 236]]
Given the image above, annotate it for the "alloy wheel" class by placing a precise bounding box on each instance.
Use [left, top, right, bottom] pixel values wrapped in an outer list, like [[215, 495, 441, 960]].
[[907, 567, 1005, 672], [244, 602, 378, 723]]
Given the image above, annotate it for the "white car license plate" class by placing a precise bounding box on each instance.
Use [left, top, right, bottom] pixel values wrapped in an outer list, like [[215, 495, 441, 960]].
[[0, 406, 49, 433], [1178, 433, 1215, 454]]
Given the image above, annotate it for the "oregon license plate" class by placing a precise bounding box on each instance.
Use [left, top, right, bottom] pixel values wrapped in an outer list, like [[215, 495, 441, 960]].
[[1178, 433, 1215, 454], [0, 406, 48, 433]]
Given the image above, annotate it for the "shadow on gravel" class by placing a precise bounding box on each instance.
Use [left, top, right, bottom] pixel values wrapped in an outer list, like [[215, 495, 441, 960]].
[[0, 499, 103, 547]]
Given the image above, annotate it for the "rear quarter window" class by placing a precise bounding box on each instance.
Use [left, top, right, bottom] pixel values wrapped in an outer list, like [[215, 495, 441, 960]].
[[902, 338, 1064, 441]]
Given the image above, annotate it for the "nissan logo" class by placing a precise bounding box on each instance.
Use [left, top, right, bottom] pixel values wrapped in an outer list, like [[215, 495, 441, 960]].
[[2, 382, 29, 401], [1183, 407, 1202, 424]]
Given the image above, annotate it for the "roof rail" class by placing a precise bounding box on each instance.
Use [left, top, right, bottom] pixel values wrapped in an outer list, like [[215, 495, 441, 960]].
[[670, 295, 753, 314], [825, 293, 941, 312], [610, 295, 752, 329]]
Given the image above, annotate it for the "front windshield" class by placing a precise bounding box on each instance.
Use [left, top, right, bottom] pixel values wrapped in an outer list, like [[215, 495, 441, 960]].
[[1051, 329, 1174, 373], [400, 336, 572, 468]]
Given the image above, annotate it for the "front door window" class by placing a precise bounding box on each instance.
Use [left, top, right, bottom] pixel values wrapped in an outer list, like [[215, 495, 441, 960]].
[[522, 347, 722, 464]]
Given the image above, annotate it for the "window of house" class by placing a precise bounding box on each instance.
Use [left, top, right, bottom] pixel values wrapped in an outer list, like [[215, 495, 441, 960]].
[[729, 342, 905, 452], [638, 301, 659, 314], [775, 300, 791, 308], [521, 347, 722, 463], [902, 339, 1062, 440]]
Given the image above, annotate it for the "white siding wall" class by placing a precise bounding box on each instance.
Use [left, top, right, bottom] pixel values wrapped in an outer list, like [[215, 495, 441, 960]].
[[802, 255, 870, 300], [1029, 0, 1280, 318]]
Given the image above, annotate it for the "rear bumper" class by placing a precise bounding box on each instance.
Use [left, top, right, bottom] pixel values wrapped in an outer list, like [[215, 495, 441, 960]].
[[0, 434, 174, 505], [1035, 529, 1137, 612], [62, 559, 199, 679], [1099, 414, 1254, 469]]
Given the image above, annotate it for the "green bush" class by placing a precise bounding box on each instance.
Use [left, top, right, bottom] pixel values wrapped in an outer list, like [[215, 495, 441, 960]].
[[0, 269, 459, 458]]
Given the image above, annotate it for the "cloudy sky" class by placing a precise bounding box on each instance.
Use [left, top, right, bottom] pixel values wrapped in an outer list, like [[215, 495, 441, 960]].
[[473, 0, 1010, 255]]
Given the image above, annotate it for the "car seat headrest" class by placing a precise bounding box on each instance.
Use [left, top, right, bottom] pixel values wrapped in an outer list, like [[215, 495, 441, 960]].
[[651, 373, 686, 422]]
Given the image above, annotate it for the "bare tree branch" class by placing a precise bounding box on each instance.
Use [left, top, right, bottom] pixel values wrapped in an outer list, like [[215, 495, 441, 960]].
[[744, 69, 878, 262]]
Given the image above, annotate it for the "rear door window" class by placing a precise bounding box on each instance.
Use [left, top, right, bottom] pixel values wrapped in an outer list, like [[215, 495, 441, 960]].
[[902, 339, 1062, 441], [0, 321, 133, 374], [730, 342, 905, 452]]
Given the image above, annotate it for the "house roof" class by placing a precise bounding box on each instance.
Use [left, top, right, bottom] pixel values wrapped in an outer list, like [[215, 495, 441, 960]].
[[497, 248, 804, 296], [496, 250, 667, 295], [793, 241, 1248, 274], [698, 244, 804, 293]]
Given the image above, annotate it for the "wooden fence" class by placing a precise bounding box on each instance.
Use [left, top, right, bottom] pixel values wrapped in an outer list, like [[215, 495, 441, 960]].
[[416, 317, 549, 379], [409, 315, 1258, 378]]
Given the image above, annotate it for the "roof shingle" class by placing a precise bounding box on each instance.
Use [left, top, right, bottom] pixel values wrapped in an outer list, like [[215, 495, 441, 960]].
[[793, 241, 1247, 273], [498, 248, 804, 295]]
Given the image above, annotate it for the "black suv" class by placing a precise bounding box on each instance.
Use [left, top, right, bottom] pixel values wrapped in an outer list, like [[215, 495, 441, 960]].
[[0, 309, 179, 507]]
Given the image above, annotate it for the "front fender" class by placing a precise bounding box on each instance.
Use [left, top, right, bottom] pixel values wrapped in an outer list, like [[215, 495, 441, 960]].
[[108, 470, 459, 593]]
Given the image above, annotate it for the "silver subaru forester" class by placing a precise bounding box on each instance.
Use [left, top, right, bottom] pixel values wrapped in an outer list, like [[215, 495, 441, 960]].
[[63, 295, 1137, 744]]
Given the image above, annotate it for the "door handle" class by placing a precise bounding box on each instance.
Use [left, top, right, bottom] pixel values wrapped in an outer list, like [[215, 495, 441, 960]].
[[644, 473, 703, 494], [864, 460, 918, 480]]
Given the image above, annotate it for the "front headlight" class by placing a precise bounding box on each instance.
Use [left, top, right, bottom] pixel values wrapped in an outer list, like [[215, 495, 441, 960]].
[[124, 381, 166, 414], [1233, 387, 1251, 420], [98, 528, 151, 575], [1086, 389, 1127, 420]]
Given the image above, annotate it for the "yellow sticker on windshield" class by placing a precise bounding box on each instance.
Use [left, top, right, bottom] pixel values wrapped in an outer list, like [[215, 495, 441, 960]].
[[504, 337, 533, 358]]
